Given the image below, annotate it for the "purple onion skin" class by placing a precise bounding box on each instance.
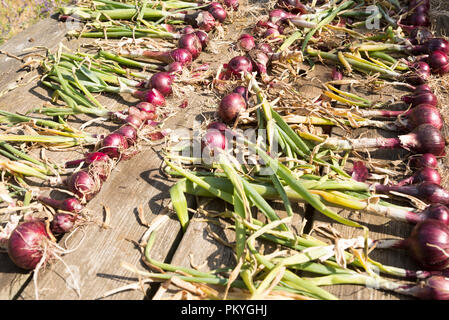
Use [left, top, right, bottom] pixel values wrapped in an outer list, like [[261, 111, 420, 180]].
[[181, 25, 195, 34], [428, 50, 449, 75], [226, 56, 253, 76], [405, 61, 431, 84], [406, 11, 430, 27], [207, 121, 228, 132], [218, 93, 247, 123], [414, 38, 449, 55], [223, 0, 239, 10], [350, 161, 370, 182], [401, 91, 438, 108], [403, 219, 449, 271], [50, 213, 77, 234], [134, 88, 166, 107], [38, 196, 84, 214], [8, 221, 51, 270], [404, 104, 443, 131], [178, 33, 202, 60], [406, 276, 449, 300], [416, 204, 449, 225], [409, 153, 439, 169], [331, 68, 343, 81], [208, 5, 227, 23], [194, 30, 209, 49], [409, 124, 446, 156], [116, 125, 138, 144], [275, 0, 308, 14], [395, 167, 441, 186], [257, 43, 273, 54], [101, 133, 129, 159], [184, 11, 216, 32], [149, 72, 173, 97], [65, 152, 110, 168], [408, 28, 433, 45], [67, 170, 100, 202], [232, 85, 250, 103], [375, 182, 449, 205], [202, 129, 227, 152], [238, 34, 256, 51], [124, 115, 143, 128], [167, 62, 184, 75], [412, 84, 432, 94]]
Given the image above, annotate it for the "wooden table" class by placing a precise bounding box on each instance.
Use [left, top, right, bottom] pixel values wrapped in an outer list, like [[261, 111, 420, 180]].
[[0, 4, 447, 300]]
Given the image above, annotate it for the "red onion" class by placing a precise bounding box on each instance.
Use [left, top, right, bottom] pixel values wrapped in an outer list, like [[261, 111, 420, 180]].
[[223, 0, 239, 10], [225, 56, 253, 76], [116, 125, 138, 144], [238, 34, 256, 51], [409, 0, 430, 10], [50, 213, 77, 234], [133, 88, 166, 107], [408, 28, 434, 45], [249, 49, 270, 79], [257, 43, 273, 54], [208, 4, 227, 23], [375, 181, 449, 205], [398, 276, 449, 300], [8, 221, 52, 270], [38, 196, 84, 214], [181, 25, 195, 34], [327, 124, 446, 156], [414, 38, 449, 55], [233, 85, 249, 102], [218, 93, 247, 122], [264, 28, 281, 40], [65, 152, 110, 168], [377, 219, 449, 271], [135, 102, 157, 121], [207, 121, 228, 132], [401, 91, 438, 107], [428, 50, 449, 75], [127, 106, 147, 122], [413, 4, 429, 14], [412, 83, 433, 93], [101, 133, 129, 159], [136, 102, 156, 113], [395, 167, 441, 186], [178, 33, 202, 59], [202, 128, 227, 152], [406, 11, 430, 27], [140, 48, 193, 65], [404, 61, 431, 84], [399, 104, 443, 131], [161, 24, 176, 33], [167, 61, 184, 75], [409, 153, 439, 169], [268, 9, 291, 24], [149, 72, 173, 96], [253, 20, 280, 36], [124, 115, 143, 128], [275, 0, 308, 14], [206, 2, 224, 9], [194, 30, 209, 49], [415, 204, 449, 225], [268, 8, 314, 28], [184, 11, 216, 32], [67, 170, 101, 202]]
